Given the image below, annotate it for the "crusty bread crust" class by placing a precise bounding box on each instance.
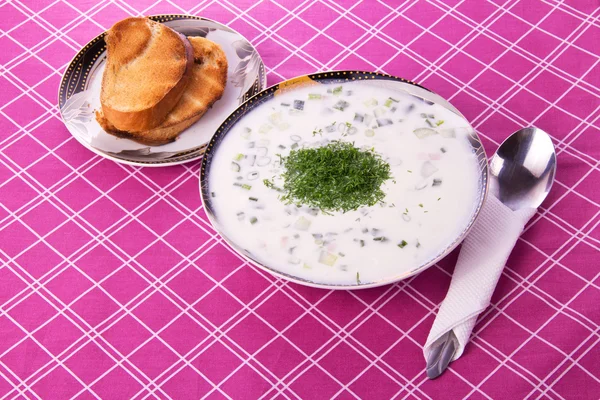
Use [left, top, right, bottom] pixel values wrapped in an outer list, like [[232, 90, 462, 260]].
[[97, 36, 228, 146], [96, 111, 204, 146], [99, 18, 194, 132]]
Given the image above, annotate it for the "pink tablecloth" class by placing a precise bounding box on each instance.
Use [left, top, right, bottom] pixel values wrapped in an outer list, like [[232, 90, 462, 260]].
[[1, 0, 599, 399]]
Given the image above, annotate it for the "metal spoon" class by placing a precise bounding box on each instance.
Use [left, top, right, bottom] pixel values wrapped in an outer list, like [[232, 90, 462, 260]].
[[426, 127, 556, 379]]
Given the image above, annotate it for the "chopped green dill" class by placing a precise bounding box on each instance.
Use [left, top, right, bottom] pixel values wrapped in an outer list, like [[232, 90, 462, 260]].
[[438, 197, 441, 201], [263, 178, 284, 193], [436, 120, 445, 126], [407, 170, 412, 173], [333, 86, 343, 95], [356, 272, 361, 284], [398, 240, 408, 248], [373, 236, 387, 242], [405, 208, 409, 213], [249, 197, 258, 201], [345, 122, 352, 128], [313, 128, 323, 136], [250, 217, 258, 224], [418, 203, 423, 208], [268, 141, 392, 213]]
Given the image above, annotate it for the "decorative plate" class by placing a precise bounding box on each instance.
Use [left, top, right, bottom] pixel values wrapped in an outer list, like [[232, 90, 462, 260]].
[[200, 71, 489, 290], [59, 15, 266, 167]]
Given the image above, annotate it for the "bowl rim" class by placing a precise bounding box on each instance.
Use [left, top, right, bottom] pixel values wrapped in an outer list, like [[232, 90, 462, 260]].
[[199, 70, 489, 290]]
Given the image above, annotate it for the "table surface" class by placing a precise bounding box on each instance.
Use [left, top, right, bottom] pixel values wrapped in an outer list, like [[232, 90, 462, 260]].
[[1, 0, 599, 399]]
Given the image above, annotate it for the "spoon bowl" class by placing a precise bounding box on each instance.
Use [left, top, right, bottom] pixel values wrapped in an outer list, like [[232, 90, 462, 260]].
[[489, 127, 556, 211]]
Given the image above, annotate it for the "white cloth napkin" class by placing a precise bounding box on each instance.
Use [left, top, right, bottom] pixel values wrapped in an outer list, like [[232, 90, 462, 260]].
[[424, 194, 537, 361]]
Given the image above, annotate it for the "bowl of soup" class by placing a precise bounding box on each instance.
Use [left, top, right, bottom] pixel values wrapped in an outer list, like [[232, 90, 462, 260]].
[[200, 71, 488, 289]]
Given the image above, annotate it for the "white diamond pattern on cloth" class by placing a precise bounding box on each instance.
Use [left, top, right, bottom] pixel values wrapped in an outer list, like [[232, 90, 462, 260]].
[[424, 194, 537, 361]]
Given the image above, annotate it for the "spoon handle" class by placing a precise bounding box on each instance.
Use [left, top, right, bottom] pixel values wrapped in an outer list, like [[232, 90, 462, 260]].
[[423, 195, 537, 378], [426, 330, 458, 379]]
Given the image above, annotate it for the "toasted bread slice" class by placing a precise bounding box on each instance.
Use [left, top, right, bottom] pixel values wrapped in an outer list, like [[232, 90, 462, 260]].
[[97, 36, 228, 146], [99, 17, 194, 132]]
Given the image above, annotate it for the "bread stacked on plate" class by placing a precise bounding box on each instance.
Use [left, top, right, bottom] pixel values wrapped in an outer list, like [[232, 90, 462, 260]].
[[96, 17, 228, 146]]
